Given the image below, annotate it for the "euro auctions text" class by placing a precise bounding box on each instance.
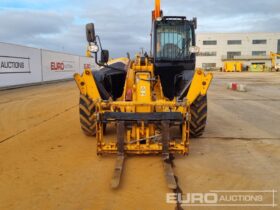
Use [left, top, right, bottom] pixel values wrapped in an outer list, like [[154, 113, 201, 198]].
[[167, 190, 277, 207]]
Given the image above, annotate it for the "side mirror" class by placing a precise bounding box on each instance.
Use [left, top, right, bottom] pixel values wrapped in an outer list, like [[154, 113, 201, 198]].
[[192, 17, 197, 29], [86, 23, 96, 43], [101, 50, 109, 63]]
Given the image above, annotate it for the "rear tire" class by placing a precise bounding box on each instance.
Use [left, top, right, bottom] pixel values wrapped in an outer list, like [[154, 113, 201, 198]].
[[190, 95, 208, 138], [79, 94, 97, 136]]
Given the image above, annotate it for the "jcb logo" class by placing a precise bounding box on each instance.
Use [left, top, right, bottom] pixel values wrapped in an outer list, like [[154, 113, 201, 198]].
[[140, 86, 146, 96], [51, 62, 64, 71]]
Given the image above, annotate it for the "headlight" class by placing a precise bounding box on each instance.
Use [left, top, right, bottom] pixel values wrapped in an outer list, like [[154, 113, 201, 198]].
[[156, 17, 163, 21], [88, 43, 99, 53], [189, 46, 200, 54]]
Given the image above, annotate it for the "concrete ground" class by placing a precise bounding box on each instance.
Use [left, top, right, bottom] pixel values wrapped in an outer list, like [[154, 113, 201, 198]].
[[0, 72, 279, 210]]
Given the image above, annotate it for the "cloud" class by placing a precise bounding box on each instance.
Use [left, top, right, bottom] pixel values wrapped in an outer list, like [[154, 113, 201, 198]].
[[0, 0, 279, 57], [0, 8, 84, 54], [0, 9, 71, 38]]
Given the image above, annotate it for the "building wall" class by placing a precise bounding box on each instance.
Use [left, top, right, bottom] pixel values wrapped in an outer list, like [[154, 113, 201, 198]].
[[196, 32, 280, 69], [0, 42, 98, 88]]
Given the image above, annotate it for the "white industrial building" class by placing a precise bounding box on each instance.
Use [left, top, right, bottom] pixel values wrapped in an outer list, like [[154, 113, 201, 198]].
[[196, 32, 280, 70]]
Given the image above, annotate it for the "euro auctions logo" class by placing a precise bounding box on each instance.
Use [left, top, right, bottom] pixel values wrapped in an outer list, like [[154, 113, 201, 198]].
[[50, 61, 75, 72], [167, 190, 278, 207], [84, 64, 91, 69], [51, 62, 64, 71]]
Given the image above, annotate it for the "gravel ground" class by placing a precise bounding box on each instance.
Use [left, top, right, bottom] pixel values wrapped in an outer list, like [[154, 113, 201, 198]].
[[0, 72, 279, 210]]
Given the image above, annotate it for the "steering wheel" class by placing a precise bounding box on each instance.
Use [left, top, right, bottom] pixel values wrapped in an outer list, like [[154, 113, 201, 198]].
[[176, 38, 192, 58], [162, 43, 181, 56]]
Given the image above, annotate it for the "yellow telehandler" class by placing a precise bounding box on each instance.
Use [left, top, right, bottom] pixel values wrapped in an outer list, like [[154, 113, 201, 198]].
[[270, 51, 280, 72], [74, 0, 213, 189]]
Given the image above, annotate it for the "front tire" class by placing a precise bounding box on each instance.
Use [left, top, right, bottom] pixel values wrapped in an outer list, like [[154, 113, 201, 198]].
[[79, 94, 97, 136], [190, 95, 208, 138]]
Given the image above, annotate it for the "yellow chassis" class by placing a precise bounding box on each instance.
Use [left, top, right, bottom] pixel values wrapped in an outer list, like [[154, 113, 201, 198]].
[[74, 56, 213, 156]]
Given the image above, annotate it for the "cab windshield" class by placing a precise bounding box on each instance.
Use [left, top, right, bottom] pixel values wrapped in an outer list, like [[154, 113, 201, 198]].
[[155, 21, 193, 61]]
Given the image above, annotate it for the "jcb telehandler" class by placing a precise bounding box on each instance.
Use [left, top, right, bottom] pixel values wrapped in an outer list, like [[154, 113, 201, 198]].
[[74, 0, 213, 189]]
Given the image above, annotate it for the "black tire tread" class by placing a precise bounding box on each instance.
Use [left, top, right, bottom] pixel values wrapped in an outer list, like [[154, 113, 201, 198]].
[[79, 94, 97, 136], [190, 95, 208, 138]]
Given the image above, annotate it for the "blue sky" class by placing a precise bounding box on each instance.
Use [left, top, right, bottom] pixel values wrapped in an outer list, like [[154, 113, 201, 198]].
[[0, 0, 280, 57]]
